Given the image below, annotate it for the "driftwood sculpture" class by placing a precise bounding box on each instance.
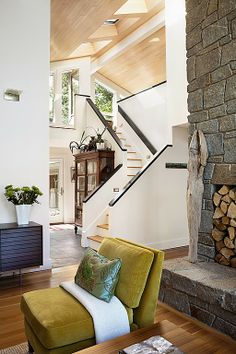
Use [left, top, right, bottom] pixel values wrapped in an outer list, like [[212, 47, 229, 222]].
[[187, 130, 208, 263]]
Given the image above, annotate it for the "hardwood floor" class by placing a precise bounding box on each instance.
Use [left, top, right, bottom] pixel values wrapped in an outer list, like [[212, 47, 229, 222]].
[[0, 246, 236, 352]]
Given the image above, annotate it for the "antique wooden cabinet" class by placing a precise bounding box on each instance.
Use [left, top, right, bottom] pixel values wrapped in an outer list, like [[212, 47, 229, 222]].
[[74, 150, 114, 229], [0, 222, 43, 272]]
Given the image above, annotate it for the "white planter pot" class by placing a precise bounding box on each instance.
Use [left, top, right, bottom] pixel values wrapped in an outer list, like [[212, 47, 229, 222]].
[[96, 142, 105, 150], [15, 205, 31, 225]]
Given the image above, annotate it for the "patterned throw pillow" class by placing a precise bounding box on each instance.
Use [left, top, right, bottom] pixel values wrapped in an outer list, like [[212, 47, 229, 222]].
[[74, 248, 122, 302]]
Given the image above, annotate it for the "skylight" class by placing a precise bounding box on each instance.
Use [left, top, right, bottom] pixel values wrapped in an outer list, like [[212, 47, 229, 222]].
[[104, 18, 119, 25]]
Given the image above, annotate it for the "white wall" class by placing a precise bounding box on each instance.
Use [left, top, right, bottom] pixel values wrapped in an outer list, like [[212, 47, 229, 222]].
[[50, 147, 74, 223], [165, 0, 188, 127], [118, 84, 171, 153], [0, 0, 51, 268], [109, 127, 189, 249]]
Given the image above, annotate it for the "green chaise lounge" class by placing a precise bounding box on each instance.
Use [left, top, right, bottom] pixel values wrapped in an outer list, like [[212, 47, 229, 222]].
[[21, 237, 164, 354]]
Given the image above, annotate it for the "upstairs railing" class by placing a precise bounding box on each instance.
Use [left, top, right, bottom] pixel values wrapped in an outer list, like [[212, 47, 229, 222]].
[[86, 98, 126, 151], [117, 81, 167, 103], [118, 106, 157, 155]]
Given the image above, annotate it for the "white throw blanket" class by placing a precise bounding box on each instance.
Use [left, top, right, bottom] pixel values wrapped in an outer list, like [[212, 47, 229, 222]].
[[60, 281, 130, 344]]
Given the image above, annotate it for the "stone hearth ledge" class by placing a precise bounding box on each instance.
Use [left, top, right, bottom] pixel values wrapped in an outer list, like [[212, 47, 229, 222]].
[[159, 257, 236, 340]]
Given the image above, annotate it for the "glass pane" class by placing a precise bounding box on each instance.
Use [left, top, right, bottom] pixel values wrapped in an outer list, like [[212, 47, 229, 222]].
[[95, 82, 113, 122], [87, 175, 96, 192], [87, 160, 97, 174], [77, 161, 85, 174], [100, 157, 113, 182], [77, 192, 85, 206], [49, 73, 55, 123], [77, 176, 85, 191], [49, 162, 59, 216], [71, 74, 79, 120], [61, 71, 72, 126], [75, 207, 82, 225]]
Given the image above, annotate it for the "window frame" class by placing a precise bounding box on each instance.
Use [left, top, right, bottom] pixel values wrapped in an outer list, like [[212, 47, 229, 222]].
[[49, 68, 79, 129]]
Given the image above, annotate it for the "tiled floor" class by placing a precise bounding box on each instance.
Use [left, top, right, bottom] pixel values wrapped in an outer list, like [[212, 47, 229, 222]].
[[50, 228, 86, 268]]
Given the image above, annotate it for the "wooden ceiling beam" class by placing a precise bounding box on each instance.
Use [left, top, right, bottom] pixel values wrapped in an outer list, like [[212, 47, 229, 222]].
[[88, 25, 118, 41], [91, 9, 165, 74]]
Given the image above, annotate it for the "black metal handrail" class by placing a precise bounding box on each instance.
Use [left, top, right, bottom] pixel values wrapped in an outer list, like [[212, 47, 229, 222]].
[[86, 98, 126, 151], [83, 164, 123, 203], [109, 145, 172, 207], [118, 106, 157, 155], [117, 80, 167, 103], [75, 94, 91, 98]]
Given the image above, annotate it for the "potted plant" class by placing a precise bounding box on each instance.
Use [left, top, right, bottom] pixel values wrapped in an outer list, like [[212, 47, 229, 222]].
[[4, 185, 43, 225]]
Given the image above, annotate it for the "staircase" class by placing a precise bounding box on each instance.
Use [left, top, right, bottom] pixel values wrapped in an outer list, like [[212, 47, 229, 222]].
[[87, 128, 144, 250], [87, 214, 110, 250], [116, 129, 143, 180]]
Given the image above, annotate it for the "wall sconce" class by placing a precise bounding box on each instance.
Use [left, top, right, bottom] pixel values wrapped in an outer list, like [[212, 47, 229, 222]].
[[4, 89, 22, 102]]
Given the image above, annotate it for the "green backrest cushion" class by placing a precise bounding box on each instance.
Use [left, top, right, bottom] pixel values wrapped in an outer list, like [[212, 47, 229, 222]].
[[116, 238, 164, 328], [98, 238, 154, 308], [74, 248, 122, 303]]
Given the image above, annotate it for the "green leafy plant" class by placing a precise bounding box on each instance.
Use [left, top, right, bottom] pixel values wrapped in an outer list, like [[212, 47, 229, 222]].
[[4, 185, 43, 205]]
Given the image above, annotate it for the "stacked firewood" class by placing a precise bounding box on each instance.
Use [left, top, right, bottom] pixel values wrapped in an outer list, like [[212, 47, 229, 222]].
[[212, 185, 236, 267]]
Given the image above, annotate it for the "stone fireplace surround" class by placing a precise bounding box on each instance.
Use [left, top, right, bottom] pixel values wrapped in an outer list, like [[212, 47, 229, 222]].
[[160, 0, 236, 340]]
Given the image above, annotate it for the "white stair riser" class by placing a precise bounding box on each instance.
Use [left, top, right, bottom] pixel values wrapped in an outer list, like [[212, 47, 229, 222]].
[[127, 167, 141, 174], [127, 159, 142, 167], [88, 239, 100, 251], [127, 175, 136, 180], [97, 227, 110, 237]]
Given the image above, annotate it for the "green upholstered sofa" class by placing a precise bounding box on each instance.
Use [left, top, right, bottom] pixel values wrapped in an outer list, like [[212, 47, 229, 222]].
[[21, 238, 164, 354]]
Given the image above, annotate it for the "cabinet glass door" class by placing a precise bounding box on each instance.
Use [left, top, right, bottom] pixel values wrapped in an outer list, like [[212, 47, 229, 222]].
[[87, 160, 97, 174], [77, 176, 85, 192], [87, 175, 96, 193], [100, 157, 113, 182]]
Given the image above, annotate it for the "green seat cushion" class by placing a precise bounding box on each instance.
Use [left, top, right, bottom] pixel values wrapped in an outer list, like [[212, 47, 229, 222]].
[[21, 287, 133, 349], [98, 238, 154, 309], [75, 248, 121, 302]]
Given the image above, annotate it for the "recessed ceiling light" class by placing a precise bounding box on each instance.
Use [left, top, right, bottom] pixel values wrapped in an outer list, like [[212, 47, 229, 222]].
[[104, 18, 119, 25]]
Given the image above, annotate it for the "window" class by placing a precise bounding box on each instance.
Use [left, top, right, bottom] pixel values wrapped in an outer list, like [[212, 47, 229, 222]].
[[49, 73, 55, 123], [49, 69, 79, 127], [95, 82, 114, 122], [61, 70, 79, 126]]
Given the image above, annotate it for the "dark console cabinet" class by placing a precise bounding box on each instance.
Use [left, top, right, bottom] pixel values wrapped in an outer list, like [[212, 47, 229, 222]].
[[0, 222, 43, 272]]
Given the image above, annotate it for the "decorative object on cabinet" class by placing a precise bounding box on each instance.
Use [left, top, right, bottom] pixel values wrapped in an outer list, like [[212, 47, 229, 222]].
[[74, 150, 114, 230], [69, 127, 107, 155], [4, 185, 43, 225]]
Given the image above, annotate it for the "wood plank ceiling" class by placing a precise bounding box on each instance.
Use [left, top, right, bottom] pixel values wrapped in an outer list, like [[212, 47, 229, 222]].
[[51, 0, 166, 93], [98, 27, 166, 94], [51, 0, 127, 61]]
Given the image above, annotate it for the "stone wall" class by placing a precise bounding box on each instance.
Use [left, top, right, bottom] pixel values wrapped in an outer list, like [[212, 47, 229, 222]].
[[186, 0, 236, 261]]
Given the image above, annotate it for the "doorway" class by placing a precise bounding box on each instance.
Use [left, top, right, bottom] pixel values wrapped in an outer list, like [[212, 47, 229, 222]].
[[49, 159, 64, 223]]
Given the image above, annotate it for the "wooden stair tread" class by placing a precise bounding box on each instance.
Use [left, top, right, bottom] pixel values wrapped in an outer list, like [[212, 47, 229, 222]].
[[97, 223, 109, 230], [127, 158, 142, 161], [87, 235, 104, 243], [124, 144, 131, 147], [127, 151, 137, 154], [120, 137, 126, 140], [127, 174, 136, 176]]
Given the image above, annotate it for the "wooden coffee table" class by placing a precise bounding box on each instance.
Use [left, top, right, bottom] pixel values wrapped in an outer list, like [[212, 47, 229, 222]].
[[74, 321, 194, 354]]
